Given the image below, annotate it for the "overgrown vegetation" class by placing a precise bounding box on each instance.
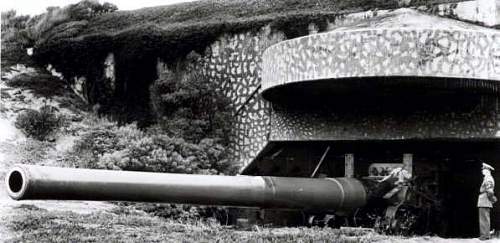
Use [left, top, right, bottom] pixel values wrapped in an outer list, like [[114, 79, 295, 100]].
[[77, 0, 465, 36], [1, 1, 116, 57], [1, 10, 31, 46], [6, 71, 64, 98], [1, 10, 32, 69], [5, 204, 388, 243], [150, 54, 232, 144], [64, 116, 236, 175], [58, 115, 236, 222], [15, 105, 65, 141], [59, 57, 236, 216], [26, 0, 117, 45]]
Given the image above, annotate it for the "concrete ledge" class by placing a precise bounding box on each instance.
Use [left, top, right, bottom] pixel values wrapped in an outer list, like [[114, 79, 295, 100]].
[[261, 9, 500, 98]]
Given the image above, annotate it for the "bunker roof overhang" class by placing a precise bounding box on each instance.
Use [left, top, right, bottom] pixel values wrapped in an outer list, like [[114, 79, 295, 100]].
[[260, 9, 500, 100]]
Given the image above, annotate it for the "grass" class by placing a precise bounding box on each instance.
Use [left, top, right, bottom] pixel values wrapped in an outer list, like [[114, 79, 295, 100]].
[[5, 204, 388, 243]]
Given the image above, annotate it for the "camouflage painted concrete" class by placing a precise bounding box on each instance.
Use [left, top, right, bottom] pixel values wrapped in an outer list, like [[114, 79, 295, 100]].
[[156, 28, 284, 167], [198, 29, 285, 167], [261, 9, 500, 142], [261, 9, 500, 93], [269, 94, 500, 141]]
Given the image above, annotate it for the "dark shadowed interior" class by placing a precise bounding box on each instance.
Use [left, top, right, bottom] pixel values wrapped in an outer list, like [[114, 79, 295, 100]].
[[8, 170, 23, 193], [245, 140, 498, 237]]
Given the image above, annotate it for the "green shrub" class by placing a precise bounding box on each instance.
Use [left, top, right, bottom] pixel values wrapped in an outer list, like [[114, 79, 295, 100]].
[[1, 10, 33, 67], [1, 10, 30, 43], [67, 119, 237, 175], [26, 0, 117, 44], [15, 105, 65, 140], [150, 54, 232, 144], [67, 0, 117, 20]]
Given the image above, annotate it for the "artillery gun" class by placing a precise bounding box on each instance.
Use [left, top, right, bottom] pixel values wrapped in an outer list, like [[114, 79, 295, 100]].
[[5, 165, 446, 234], [5, 164, 435, 235], [5, 164, 366, 212]]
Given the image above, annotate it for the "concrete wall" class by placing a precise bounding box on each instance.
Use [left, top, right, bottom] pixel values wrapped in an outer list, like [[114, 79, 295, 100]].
[[261, 9, 500, 91], [261, 8, 500, 142], [156, 27, 285, 167], [269, 94, 500, 141]]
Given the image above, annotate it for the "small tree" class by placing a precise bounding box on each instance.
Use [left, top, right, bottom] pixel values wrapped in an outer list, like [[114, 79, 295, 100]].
[[150, 64, 232, 144], [25, 0, 118, 44], [1, 10, 32, 46]]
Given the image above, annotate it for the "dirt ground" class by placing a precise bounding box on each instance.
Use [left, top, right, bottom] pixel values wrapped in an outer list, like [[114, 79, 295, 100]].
[[1, 65, 499, 242]]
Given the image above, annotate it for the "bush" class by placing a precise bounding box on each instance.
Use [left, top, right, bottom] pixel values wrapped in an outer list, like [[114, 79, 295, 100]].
[[65, 117, 238, 175], [1, 10, 31, 44], [66, 0, 117, 20], [150, 54, 232, 144], [27, 0, 117, 44], [1, 10, 33, 67], [15, 105, 65, 140]]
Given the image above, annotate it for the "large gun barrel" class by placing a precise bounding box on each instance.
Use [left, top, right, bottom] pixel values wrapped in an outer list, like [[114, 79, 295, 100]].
[[5, 165, 366, 212]]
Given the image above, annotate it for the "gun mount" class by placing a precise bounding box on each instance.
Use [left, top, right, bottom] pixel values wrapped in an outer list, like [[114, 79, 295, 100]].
[[5, 165, 366, 213]]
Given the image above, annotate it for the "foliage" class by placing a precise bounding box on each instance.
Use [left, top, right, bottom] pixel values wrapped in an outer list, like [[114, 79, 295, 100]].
[[6, 72, 65, 97], [67, 0, 117, 20], [15, 105, 65, 141], [1, 0, 117, 70], [150, 57, 232, 144], [41, 20, 89, 41], [26, 0, 117, 44], [1, 10, 31, 44], [1, 10, 33, 68], [78, 0, 463, 36], [1, 10, 29, 30], [65, 117, 237, 175], [62, 116, 238, 222]]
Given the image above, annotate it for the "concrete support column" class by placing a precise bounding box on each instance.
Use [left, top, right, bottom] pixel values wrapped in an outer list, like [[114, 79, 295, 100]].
[[403, 153, 413, 177], [345, 154, 354, 178]]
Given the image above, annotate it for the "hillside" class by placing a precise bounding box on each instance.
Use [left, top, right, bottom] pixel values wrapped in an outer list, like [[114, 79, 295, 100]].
[[68, 0, 466, 35], [35, 0, 466, 66]]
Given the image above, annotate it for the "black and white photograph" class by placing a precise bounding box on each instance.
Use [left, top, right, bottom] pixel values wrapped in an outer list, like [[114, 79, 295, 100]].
[[1, 0, 500, 242]]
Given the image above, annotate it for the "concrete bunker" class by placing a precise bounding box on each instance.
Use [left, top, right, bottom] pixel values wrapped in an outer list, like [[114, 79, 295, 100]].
[[245, 9, 500, 237]]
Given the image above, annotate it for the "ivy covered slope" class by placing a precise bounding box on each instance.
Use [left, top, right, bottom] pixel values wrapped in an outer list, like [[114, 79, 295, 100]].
[[34, 0, 464, 68]]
